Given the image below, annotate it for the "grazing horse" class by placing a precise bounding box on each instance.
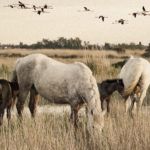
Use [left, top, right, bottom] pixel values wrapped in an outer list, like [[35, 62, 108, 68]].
[[97, 79, 124, 113], [0, 79, 19, 125], [11, 53, 105, 132], [118, 56, 150, 116]]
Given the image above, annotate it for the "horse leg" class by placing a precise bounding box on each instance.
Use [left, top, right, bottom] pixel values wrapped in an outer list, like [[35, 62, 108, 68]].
[[12, 91, 18, 108], [136, 89, 147, 114], [70, 107, 73, 121], [128, 96, 136, 118], [7, 105, 11, 124], [86, 106, 93, 133], [70, 105, 80, 128], [71, 108, 78, 128], [106, 97, 110, 114], [74, 105, 81, 128], [125, 96, 132, 113], [101, 98, 104, 111], [29, 86, 38, 118], [0, 109, 4, 126], [16, 89, 29, 119]]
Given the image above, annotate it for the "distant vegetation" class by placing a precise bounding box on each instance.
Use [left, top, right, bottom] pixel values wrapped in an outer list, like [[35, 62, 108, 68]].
[[142, 43, 150, 57], [104, 41, 146, 52], [0, 37, 148, 51]]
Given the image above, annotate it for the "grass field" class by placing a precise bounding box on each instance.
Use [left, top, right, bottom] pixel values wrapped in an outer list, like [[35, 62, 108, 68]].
[[0, 48, 150, 150]]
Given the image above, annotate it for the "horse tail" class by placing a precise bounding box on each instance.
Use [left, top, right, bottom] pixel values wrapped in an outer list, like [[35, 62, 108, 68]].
[[118, 57, 143, 96], [9, 81, 19, 109], [124, 73, 142, 96], [11, 93, 17, 109], [11, 69, 18, 83], [11, 58, 21, 83], [7, 83, 16, 109]]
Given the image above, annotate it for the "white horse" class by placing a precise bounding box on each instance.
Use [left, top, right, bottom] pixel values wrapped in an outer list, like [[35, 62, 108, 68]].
[[118, 56, 150, 116], [11, 53, 105, 132]]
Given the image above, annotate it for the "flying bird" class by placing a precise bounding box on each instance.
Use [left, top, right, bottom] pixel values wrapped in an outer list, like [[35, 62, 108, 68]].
[[132, 12, 139, 18], [118, 19, 127, 25], [41, 8, 44, 12], [17, 1, 30, 9], [141, 12, 150, 16], [129, 12, 140, 18], [78, 6, 93, 12], [4, 5, 16, 8], [36, 10, 42, 15], [113, 19, 128, 25], [18, 1, 26, 8], [142, 6, 149, 12], [84, 7, 90, 11], [33, 8, 50, 15], [32, 5, 38, 10], [43, 4, 53, 9], [142, 6, 146, 12], [98, 15, 108, 22]]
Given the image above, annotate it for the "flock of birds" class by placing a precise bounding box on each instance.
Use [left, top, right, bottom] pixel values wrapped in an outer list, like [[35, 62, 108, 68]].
[[4, 1, 150, 25], [4, 1, 53, 15], [83, 6, 150, 25]]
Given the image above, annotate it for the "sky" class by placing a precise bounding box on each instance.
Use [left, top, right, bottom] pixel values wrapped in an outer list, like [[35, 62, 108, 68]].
[[0, 0, 150, 45]]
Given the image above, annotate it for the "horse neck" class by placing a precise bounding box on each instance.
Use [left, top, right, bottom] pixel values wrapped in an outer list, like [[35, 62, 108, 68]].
[[108, 82, 118, 94]]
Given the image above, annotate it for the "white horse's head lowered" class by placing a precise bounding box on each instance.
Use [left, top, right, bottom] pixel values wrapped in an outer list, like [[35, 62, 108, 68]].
[[11, 53, 105, 134]]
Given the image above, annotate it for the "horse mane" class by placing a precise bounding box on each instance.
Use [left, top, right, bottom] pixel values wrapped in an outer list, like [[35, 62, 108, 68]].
[[101, 79, 122, 84]]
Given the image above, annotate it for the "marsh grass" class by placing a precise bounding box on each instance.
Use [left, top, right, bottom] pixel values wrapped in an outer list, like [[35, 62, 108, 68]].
[[0, 64, 10, 79], [0, 49, 149, 150], [0, 102, 150, 150], [85, 53, 119, 81]]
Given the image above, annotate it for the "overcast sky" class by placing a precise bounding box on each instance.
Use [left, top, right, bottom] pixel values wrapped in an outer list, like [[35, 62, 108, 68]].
[[0, 0, 150, 45]]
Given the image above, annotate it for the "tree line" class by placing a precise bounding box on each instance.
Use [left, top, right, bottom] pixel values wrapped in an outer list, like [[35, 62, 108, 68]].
[[0, 37, 148, 51]]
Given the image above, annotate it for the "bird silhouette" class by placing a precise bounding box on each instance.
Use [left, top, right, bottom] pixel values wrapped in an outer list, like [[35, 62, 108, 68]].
[[83, 7, 90, 11], [4, 5, 16, 8], [17, 1, 30, 9], [41, 8, 44, 12], [129, 12, 140, 18], [32, 10, 42, 15], [43, 4, 53, 9], [31, 5, 41, 10], [113, 19, 128, 25], [33, 5, 37, 10], [142, 6, 149, 12], [118, 19, 127, 25], [78, 7, 93, 12], [143, 6, 146, 11], [33, 8, 49, 15], [141, 12, 150, 16], [18, 1, 26, 8], [133, 12, 138, 18], [98, 15, 108, 22], [132, 12, 139, 18], [33, 10, 42, 15], [37, 10, 42, 15]]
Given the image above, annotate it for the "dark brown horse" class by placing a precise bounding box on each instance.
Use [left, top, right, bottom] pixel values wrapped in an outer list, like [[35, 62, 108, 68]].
[[0, 79, 19, 125], [97, 79, 124, 113]]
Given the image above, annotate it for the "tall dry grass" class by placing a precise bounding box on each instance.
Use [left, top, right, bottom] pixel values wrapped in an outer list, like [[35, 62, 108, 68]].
[[1, 100, 150, 150], [0, 49, 149, 150]]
